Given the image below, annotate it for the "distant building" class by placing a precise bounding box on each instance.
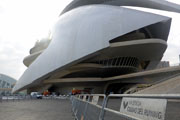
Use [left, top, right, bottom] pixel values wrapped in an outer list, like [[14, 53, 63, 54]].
[[156, 61, 170, 69], [0, 74, 16, 95]]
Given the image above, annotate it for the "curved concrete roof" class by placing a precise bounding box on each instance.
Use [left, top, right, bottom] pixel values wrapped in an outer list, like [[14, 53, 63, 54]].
[[61, 0, 180, 15]]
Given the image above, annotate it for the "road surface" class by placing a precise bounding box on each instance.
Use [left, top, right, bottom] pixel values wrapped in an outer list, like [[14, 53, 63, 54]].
[[0, 99, 74, 120]]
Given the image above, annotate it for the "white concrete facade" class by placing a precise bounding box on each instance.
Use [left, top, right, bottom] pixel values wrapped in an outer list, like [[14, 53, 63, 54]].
[[13, 0, 180, 94]]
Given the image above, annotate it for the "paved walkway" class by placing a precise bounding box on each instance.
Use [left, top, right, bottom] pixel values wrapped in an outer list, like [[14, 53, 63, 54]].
[[136, 75, 180, 94], [0, 99, 74, 120]]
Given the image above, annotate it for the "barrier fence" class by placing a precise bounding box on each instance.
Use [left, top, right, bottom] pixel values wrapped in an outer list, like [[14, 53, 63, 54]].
[[0, 94, 70, 102], [70, 94, 180, 120], [0, 95, 35, 102]]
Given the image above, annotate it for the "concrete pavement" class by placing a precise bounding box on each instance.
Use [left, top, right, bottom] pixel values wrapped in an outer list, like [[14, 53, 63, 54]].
[[0, 99, 74, 120], [136, 75, 180, 94]]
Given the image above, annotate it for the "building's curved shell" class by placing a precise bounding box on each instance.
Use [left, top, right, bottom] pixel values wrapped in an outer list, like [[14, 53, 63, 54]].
[[12, 5, 173, 93], [61, 0, 180, 14]]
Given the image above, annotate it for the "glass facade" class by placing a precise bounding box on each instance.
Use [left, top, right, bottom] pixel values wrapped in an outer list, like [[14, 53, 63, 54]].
[[0, 74, 16, 95]]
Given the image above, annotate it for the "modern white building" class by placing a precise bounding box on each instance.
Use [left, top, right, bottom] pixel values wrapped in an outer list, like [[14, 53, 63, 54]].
[[13, 0, 180, 94]]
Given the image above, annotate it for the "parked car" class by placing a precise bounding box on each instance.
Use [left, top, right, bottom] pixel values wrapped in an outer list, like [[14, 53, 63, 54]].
[[30, 92, 43, 99]]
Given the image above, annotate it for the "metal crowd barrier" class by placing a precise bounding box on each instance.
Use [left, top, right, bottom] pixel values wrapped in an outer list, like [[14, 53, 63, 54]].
[[0, 94, 70, 102], [71, 94, 106, 120], [0, 95, 32, 102], [70, 94, 180, 120]]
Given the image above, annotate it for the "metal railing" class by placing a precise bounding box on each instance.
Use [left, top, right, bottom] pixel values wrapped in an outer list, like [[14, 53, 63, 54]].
[[71, 94, 106, 120], [70, 94, 180, 120], [0, 94, 70, 102], [0, 95, 33, 102]]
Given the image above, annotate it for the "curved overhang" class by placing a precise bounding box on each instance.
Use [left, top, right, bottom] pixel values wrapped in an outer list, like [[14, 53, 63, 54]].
[[61, 0, 180, 15], [44, 65, 180, 84], [13, 5, 171, 93], [47, 39, 167, 79], [23, 50, 43, 67], [108, 39, 167, 60], [30, 39, 51, 54]]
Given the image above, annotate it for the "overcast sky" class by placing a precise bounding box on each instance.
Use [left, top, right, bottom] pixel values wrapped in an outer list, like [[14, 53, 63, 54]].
[[0, 0, 180, 80]]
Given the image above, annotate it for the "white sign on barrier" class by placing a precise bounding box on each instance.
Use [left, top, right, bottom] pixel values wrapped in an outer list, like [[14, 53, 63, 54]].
[[120, 97, 167, 120], [92, 96, 99, 105], [83, 95, 86, 101]]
